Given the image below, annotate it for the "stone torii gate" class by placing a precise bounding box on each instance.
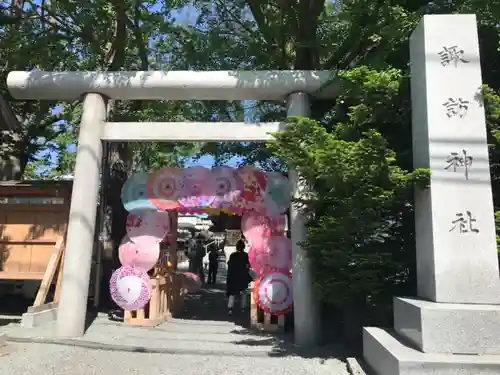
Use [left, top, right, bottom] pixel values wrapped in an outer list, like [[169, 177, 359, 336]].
[[7, 17, 500, 367], [7, 70, 335, 346]]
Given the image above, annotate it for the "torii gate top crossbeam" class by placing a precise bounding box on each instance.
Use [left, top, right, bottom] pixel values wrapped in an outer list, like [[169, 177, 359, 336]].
[[6, 70, 338, 101]]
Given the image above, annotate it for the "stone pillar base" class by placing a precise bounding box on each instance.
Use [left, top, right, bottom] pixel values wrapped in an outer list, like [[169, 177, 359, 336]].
[[0, 334, 9, 357], [21, 306, 58, 328], [363, 327, 500, 375], [394, 297, 500, 355], [363, 297, 500, 374]]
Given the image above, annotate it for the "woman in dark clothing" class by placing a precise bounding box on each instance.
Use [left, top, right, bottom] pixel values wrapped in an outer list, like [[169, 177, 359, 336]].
[[207, 248, 219, 284], [226, 240, 252, 315], [189, 235, 206, 284]]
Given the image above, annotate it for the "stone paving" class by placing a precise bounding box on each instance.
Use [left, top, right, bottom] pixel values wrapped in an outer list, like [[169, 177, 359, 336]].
[[0, 256, 350, 375]]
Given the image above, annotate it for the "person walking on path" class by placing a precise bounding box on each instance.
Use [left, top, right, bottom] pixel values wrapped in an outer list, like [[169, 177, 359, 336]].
[[226, 239, 252, 315], [207, 248, 219, 284], [189, 234, 206, 285]]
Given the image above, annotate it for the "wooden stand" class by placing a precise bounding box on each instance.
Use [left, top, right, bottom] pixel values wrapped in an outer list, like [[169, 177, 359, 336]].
[[28, 236, 65, 311], [250, 282, 286, 333], [168, 272, 185, 315], [124, 275, 169, 326], [124, 272, 185, 327], [0, 181, 71, 281], [124, 211, 184, 327]]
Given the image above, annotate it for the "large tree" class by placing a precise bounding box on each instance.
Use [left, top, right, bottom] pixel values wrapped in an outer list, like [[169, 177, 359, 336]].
[[0, 0, 204, 305], [178, 0, 500, 345], [2, 0, 499, 346]]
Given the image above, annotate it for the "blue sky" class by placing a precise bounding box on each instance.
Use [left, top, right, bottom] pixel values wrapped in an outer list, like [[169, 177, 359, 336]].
[[38, 3, 248, 174], [169, 3, 198, 25], [169, 4, 243, 169], [186, 155, 241, 168]]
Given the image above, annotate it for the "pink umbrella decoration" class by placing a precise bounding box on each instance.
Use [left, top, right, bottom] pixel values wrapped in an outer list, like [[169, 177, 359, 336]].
[[241, 212, 287, 248], [253, 272, 293, 315], [267, 236, 292, 273], [118, 236, 139, 266], [249, 236, 292, 275], [125, 211, 170, 247], [109, 266, 152, 311], [178, 166, 216, 209], [118, 236, 160, 271], [147, 167, 184, 210], [181, 272, 202, 293], [248, 245, 271, 276], [211, 166, 244, 209], [233, 166, 267, 213], [241, 211, 271, 249], [269, 215, 286, 236]]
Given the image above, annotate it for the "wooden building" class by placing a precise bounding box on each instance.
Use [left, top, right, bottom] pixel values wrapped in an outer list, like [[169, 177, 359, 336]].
[[0, 180, 71, 281]]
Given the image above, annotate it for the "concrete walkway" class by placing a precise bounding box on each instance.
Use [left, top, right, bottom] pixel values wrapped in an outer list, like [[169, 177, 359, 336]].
[[1, 317, 349, 374], [0, 258, 350, 374]]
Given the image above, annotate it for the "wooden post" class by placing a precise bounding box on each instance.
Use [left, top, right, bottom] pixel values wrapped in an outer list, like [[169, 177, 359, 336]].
[[123, 275, 170, 327], [33, 237, 65, 308], [250, 282, 286, 333], [53, 254, 64, 304]]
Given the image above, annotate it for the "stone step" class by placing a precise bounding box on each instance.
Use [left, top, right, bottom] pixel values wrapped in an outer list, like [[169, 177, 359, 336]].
[[6, 333, 278, 357], [4, 317, 283, 357], [0, 334, 9, 357], [363, 327, 500, 375], [87, 321, 267, 342]]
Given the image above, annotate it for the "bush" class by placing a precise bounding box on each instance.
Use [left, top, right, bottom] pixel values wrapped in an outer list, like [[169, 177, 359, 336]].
[[269, 116, 428, 331]]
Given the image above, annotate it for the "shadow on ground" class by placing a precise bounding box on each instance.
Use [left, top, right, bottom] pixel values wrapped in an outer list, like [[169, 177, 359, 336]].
[[103, 281, 347, 360], [228, 328, 348, 360], [1, 273, 349, 363], [179, 283, 250, 326], [0, 293, 29, 327], [176, 282, 348, 361]]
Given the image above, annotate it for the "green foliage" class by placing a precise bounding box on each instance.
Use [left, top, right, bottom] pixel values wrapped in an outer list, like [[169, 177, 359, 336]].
[[0, 0, 204, 177], [2, 0, 500, 339], [269, 59, 500, 329], [269, 114, 428, 315], [482, 85, 500, 250]]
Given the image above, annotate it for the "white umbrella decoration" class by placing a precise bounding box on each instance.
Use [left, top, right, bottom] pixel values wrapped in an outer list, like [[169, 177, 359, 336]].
[[109, 266, 152, 311], [253, 272, 293, 315]]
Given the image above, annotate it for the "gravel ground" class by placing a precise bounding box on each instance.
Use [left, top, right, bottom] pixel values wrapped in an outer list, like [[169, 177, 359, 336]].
[[0, 316, 349, 375], [0, 257, 349, 375], [1, 341, 348, 375]]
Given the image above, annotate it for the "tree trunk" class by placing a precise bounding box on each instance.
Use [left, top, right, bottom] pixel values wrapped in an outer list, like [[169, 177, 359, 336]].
[[106, 142, 131, 261], [103, 0, 150, 263], [341, 299, 367, 354], [99, 2, 132, 308], [0, 156, 21, 180]]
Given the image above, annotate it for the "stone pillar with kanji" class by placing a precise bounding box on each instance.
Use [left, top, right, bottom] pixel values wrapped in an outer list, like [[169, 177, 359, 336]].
[[363, 14, 500, 375]]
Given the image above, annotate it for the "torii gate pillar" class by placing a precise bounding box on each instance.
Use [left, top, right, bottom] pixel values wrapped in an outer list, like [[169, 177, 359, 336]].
[[287, 92, 321, 346], [56, 93, 105, 337]]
